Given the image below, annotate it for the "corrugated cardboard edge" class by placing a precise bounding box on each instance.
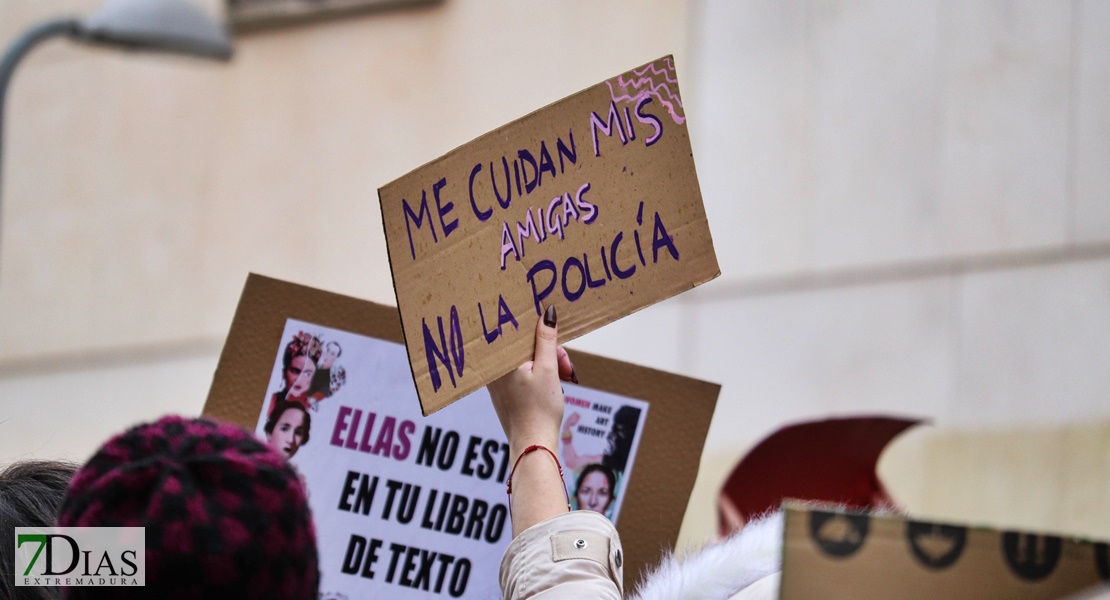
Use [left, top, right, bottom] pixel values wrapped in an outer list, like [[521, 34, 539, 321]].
[[376, 56, 682, 189], [375, 185, 427, 415], [203, 273, 721, 588]]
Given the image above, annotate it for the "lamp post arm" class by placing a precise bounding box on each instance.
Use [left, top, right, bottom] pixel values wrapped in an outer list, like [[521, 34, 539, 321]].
[[0, 17, 82, 265]]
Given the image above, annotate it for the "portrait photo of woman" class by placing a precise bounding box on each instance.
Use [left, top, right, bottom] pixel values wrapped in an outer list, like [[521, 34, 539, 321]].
[[574, 463, 617, 516], [269, 332, 321, 414], [283, 353, 317, 402], [265, 400, 312, 459]]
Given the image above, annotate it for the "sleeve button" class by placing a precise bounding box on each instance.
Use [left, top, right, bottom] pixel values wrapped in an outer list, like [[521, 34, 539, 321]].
[[614, 548, 623, 568], [574, 538, 588, 550]]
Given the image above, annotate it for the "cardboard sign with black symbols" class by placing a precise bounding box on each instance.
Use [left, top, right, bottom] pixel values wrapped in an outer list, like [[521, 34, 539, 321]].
[[781, 504, 1109, 599]]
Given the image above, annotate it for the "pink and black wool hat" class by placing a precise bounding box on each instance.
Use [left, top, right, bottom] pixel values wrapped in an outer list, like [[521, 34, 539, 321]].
[[57, 416, 319, 599]]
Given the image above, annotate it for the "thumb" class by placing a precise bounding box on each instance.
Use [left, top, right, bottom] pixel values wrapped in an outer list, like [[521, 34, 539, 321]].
[[533, 304, 559, 372]]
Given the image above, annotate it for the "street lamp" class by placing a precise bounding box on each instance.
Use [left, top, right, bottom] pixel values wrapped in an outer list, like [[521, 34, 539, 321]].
[[0, 0, 233, 274]]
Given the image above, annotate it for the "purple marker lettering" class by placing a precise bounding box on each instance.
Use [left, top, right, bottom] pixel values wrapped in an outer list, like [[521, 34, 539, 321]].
[[479, 300, 500, 343], [561, 257, 586, 302], [448, 305, 464, 381], [468, 163, 492, 222], [610, 231, 636, 279], [652, 211, 680, 262], [496, 295, 519, 332], [422, 315, 456, 392], [518, 149, 539, 194], [590, 100, 628, 157], [556, 129, 577, 172], [526, 260, 558, 316], [432, 177, 458, 238], [561, 192, 580, 226], [533, 206, 547, 242], [402, 191, 438, 260], [513, 158, 522, 196], [499, 223, 518, 270], [491, 157, 512, 209], [583, 253, 605, 289], [575, 182, 598, 224], [537, 141, 556, 186], [515, 209, 540, 257], [546, 195, 564, 240], [636, 96, 664, 147], [634, 202, 647, 266]]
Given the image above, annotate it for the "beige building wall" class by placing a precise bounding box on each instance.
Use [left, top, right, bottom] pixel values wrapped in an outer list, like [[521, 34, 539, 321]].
[[2, 0, 1109, 554]]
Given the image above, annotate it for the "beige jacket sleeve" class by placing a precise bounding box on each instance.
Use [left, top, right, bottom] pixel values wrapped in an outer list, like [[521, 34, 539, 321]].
[[499, 510, 624, 599]]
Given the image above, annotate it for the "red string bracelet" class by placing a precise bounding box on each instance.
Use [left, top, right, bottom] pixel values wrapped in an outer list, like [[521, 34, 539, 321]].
[[506, 444, 572, 517]]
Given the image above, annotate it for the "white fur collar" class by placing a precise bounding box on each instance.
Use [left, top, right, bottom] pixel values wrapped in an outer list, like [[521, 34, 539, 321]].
[[630, 512, 783, 600]]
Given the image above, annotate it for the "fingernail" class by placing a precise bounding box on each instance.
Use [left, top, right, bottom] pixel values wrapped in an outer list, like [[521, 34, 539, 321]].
[[544, 305, 557, 328], [570, 368, 579, 384]]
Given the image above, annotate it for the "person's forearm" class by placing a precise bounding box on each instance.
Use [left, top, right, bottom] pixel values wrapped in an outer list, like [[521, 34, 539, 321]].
[[561, 443, 603, 470], [507, 436, 568, 538]]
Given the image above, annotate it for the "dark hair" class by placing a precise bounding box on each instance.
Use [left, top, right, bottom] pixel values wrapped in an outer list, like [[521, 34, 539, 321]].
[[325, 341, 342, 357], [603, 405, 641, 474], [0, 460, 78, 600], [281, 334, 320, 380], [265, 400, 312, 446], [282, 349, 316, 376], [575, 463, 617, 510], [282, 342, 298, 372]]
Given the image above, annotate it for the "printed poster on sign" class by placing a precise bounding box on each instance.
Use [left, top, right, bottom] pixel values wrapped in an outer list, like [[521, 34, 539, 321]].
[[254, 318, 648, 598]]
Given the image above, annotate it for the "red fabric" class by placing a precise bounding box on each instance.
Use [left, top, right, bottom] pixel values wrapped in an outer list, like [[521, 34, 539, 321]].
[[718, 416, 923, 536]]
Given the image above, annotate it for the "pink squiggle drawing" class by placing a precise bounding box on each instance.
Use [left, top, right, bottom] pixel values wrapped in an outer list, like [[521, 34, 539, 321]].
[[612, 59, 683, 109], [618, 58, 680, 88], [605, 57, 685, 125], [605, 80, 685, 126]]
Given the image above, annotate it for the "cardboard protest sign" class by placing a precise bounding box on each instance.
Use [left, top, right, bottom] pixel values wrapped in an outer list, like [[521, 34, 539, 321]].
[[780, 504, 1110, 599], [203, 274, 720, 597], [379, 55, 720, 415]]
